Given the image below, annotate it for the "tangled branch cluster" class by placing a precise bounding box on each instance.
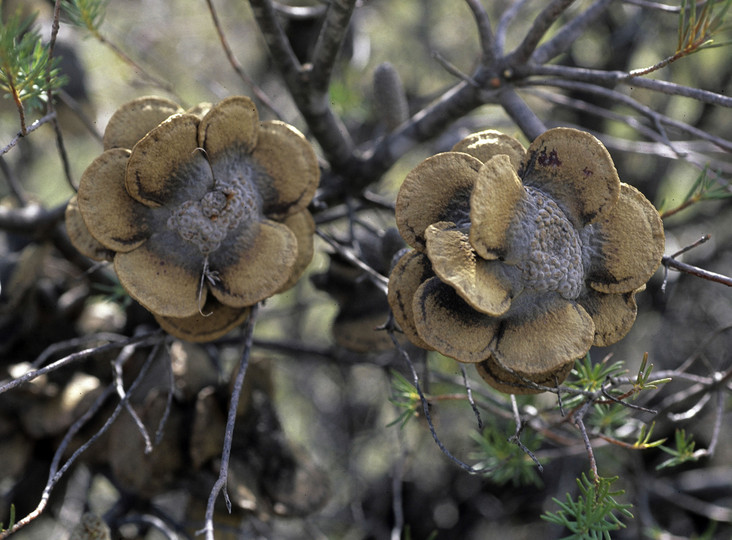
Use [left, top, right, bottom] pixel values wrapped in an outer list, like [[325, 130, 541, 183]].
[[0, 0, 731, 539]]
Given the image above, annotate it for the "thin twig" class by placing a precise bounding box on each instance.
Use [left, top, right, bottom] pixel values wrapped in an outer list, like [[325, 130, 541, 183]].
[[84, 22, 181, 102], [704, 389, 725, 457], [662, 255, 732, 287], [651, 477, 732, 522], [461, 364, 483, 431], [48, 0, 76, 192], [672, 235, 711, 258], [0, 384, 113, 540], [386, 322, 481, 474], [431, 51, 479, 86], [31, 332, 131, 369], [56, 89, 103, 142], [524, 88, 732, 173], [316, 230, 389, 293], [1, 112, 57, 157], [509, 394, 543, 473], [199, 305, 258, 540], [116, 514, 182, 540], [205, 0, 283, 119], [0, 341, 162, 538], [621, 0, 706, 12], [653, 366, 732, 418], [667, 391, 712, 421], [598, 385, 657, 414], [113, 342, 154, 454], [572, 399, 599, 481], [0, 332, 162, 396], [390, 428, 406, 540], [155, 344, 175, 446]]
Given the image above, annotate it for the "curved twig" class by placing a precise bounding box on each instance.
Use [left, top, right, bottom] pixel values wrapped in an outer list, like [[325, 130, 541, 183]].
[[0, 340, 163, 538], [199, 305, 259, 540]]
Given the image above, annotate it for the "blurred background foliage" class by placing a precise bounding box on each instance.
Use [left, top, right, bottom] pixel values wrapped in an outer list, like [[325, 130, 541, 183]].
[[1, 0, 731, 539]]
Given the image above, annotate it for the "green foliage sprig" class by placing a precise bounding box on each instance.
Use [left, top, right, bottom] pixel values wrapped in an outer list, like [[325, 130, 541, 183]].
[[388, 370, 421, 428], [630, 0, 732, 77], [571, 353, 627, 392], [0, 505, 15, 533], [470, 425, 544, 487], [629, 353, 672, 395], [677, 0, 732, 54], [61, 0, 176, 98], [0, 8, 67, 134], [62, 0, 109, 39], [657, 428, 700, 470], [561, 353, 626, 410], [542, 473, 634, 539], [660, 166, 732, 218]]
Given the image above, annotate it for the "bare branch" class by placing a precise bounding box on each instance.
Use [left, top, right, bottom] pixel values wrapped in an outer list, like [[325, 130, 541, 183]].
[[310, 0, 358, 93], [531, 0, 614, 65], [572, 398, 599, 481], [509, 394, 544, 473], [651, 477, 732, 522], [248, 0, 301, 74], [524, 78, 732, 152], [497, 87, 546, 140], [0, 201, 67, 237], [465, 0, 495, 65], [113, 342, 154, 454], [316, 229, 389, 293], [249, 0, 355, 170], [526, 64, 732, 108], [622, 0, 711, 13], [506, 0, 577, 66], [495, 0, 532, 56]]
